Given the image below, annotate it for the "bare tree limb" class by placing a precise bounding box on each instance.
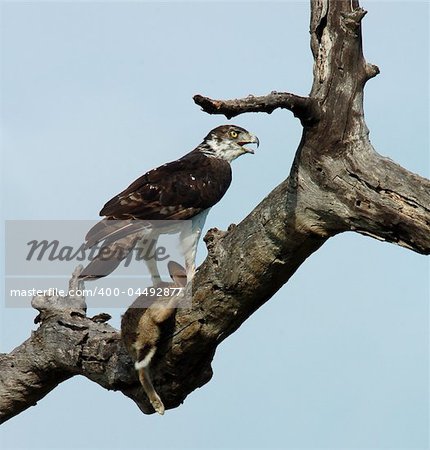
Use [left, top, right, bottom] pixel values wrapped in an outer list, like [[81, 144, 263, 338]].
[[337, 150, 430, 252], [0, 269, 157, 422], [193, 92, 320, 125]]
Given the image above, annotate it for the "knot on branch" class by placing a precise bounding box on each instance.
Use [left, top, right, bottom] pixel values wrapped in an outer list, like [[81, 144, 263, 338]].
[[365, 63, 380, 81], [90, 313, 112, 323], [203, 226, 235, 262], [341, 8, 367, 35]]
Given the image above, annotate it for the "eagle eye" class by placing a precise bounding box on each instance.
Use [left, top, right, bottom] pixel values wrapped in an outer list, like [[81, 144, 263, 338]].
[[229, 130, 238, 138]]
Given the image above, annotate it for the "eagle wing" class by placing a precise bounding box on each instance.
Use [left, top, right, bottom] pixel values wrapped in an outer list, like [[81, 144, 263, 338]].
[[85, 152, 232, 246], [102, 153, 231, 219]]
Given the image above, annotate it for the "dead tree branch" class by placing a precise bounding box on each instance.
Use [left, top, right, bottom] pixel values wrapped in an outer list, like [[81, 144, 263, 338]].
[[193, 92, 320, 125]]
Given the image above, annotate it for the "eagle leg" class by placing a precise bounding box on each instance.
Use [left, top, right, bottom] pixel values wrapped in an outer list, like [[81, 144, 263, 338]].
[[137, 233, 163, 286], [180, 209, 209, 282], [145, 256, 162, 287]]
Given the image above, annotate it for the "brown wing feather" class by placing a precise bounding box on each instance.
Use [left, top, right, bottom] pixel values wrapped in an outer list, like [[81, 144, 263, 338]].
[[100, 151, 232, 220], [84, 151, 232, 248]]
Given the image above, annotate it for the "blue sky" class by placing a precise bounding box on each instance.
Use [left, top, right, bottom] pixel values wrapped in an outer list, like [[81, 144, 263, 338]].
[[0, 1, 429, 449]]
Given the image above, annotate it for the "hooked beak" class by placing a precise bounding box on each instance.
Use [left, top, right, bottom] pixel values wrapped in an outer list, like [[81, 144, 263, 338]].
[[239, 133, 259, 154]]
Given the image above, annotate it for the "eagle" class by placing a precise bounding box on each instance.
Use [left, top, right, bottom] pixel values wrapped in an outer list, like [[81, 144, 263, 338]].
[[79, 125, 259, 284]]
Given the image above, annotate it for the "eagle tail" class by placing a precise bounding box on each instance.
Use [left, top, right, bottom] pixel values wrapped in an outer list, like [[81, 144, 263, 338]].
[[79, 234, 139, 280], [85, 218, 150, 248]]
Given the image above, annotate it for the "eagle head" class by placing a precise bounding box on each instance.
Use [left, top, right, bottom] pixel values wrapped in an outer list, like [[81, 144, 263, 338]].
[[202, 125, 259, 163]]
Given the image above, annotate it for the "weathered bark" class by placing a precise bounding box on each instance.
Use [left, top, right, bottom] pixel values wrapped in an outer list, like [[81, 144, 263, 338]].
[[1, 0, 429, 422], [193, 92, 319, 125]]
